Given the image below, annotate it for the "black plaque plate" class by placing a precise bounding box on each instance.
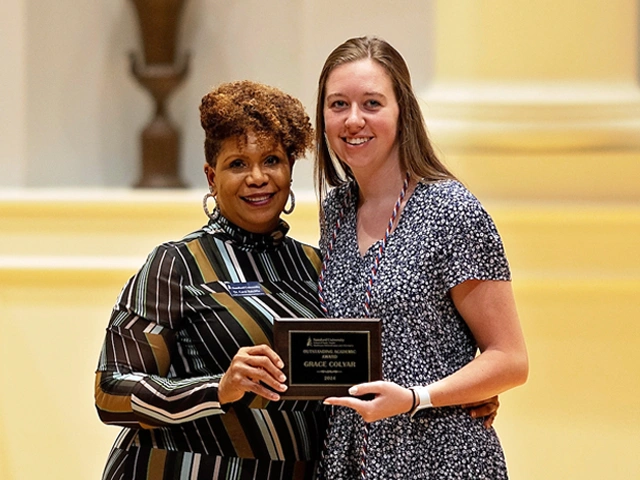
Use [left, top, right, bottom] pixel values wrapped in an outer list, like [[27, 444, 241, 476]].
[[273, 318, 381, 399]]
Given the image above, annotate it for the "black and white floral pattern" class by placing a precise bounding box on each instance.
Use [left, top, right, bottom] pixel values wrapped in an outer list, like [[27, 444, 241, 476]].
[[319, 180, 511, 479]]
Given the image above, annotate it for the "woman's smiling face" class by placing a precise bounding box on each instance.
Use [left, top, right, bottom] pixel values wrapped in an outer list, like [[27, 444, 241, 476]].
[[205, 131, 292, 234], [323, 58, 400, 175]]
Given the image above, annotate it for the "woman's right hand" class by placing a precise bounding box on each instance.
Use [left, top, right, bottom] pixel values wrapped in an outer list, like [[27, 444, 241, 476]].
[[462, 395, 500, 429], [217, 345, 288, 404]]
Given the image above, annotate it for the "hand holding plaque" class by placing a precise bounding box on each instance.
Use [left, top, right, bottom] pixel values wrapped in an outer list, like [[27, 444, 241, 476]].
[[273, 318, 382, 399]]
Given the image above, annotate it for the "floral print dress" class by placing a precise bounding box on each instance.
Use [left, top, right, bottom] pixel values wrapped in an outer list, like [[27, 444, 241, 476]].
[[319, 180, 511, 479]]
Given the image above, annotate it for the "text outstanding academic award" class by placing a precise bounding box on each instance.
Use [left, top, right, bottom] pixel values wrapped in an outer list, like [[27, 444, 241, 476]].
[[273, 318, 381, 399]]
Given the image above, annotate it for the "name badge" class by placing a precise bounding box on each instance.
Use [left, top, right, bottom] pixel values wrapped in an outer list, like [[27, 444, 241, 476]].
[[226, 281, 265, 297]]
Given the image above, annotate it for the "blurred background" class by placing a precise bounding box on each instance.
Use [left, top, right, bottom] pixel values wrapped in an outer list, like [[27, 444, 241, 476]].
[[1, 1, 639, 479]]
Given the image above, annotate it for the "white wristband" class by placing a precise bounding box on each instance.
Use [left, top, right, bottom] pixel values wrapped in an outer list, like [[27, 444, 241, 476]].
[[409, 386, 433, 417]]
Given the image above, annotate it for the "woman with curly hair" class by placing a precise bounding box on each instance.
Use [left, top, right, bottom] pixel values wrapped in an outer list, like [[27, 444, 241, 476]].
[[95, 80, 329, 479]]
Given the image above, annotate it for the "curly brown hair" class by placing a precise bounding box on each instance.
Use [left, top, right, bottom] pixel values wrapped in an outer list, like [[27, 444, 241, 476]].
[[200, 80, 314, 166]]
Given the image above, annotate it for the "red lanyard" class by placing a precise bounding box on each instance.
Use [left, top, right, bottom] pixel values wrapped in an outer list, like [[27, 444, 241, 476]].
[[317, 172, 410, 480]]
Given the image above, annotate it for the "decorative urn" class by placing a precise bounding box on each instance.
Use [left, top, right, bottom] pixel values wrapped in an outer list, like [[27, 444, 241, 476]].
[[129, 0, 190, 188]]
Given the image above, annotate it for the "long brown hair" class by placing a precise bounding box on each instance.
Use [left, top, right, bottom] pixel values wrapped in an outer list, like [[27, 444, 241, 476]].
[[315, 36, 456, 204]]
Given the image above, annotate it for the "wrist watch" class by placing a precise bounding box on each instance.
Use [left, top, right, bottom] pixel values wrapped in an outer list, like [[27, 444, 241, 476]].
[[409, 385, 433, 417]]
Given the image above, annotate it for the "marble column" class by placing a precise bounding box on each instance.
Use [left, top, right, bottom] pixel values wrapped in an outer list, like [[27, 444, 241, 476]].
[[421, 0, 640, 201]]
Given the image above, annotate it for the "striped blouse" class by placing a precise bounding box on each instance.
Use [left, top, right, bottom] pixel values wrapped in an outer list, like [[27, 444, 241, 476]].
[[95, 215, 329, 479]]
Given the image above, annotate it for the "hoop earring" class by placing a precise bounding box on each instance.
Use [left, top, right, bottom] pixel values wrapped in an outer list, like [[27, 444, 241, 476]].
[[283, 189, 296, 215], [203, 192, 219, 221]]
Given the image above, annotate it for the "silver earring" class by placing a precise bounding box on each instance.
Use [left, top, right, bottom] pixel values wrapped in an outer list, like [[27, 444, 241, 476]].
[[203, 191, 219, 221], [283, 189, 296, 215]]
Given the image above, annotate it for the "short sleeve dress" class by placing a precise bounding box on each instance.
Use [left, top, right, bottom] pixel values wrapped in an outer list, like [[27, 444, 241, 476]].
[[319, 180, 512, 479]]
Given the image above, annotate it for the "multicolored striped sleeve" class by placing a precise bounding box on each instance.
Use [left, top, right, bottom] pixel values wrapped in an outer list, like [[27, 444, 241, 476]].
[[94, 244, 226, 429]]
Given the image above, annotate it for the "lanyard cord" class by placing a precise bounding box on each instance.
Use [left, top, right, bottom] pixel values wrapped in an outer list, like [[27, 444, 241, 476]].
[[317, 172, 410, 480]]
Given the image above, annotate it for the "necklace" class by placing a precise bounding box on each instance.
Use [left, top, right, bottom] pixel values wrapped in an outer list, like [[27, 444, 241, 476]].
[[317, 171, 410, 479], [318, 172, 410, 316]]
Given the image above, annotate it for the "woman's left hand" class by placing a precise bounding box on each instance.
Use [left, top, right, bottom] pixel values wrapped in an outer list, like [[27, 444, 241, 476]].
[[323, 381, 413, 423]]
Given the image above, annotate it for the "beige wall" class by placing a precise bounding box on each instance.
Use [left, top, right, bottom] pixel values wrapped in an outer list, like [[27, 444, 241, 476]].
[[1, 1, 640, 480], [0, 0, 27, 185], [1, 194, 639, 480], [0, 0, 435, 191]]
